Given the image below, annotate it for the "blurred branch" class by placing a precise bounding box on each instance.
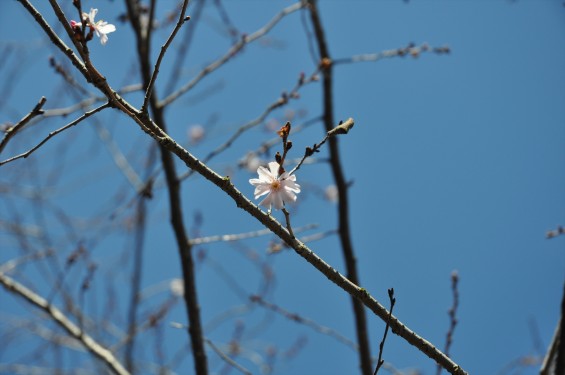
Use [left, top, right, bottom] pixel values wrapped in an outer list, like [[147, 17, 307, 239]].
[[189, 223, 318, 246], [92, 122, 145, 193], [0, 249, 55, 274], [124, 0, 209, 373], [250, 295, 358, 351], [546, 225, 564, 239], [49, 56, 90, 96], [0, 102, 110, 166], [43, 84, 142, 118], [0, 272, 130, 375], [179, 70, 318, 181], [205, 338, 253, 375], [135, 115, 468, 374], [15, 2, 468, 373], [333, 43, 450, 65], [158, 1, 305, 108]]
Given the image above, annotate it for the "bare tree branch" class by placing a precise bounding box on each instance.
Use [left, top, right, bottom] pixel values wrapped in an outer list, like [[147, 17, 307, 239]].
[[158, 1, 305, 108], [0, 272, 130, 375], [141, 10, 191, 113], [0, 102, 111, 166], [0, 96, 47, 154]]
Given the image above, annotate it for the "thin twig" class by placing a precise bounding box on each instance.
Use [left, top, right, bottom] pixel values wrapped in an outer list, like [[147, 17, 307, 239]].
[[0, 102, 110, 166], [205, 338, 253, 375], [141, 9, 191, 112], [0, 249, 55, 274], [0, 272, 130, 375], [289, 117, 354, 176], [0, 96, 46, 154], [93, 122, 145, 193], [546, 225, 565, 239], [164, 0, 206, 96], [42, 84, 142, 118], [374, 288, 396, 375], [49, 56, 90, 95], [158, 1, 305, 108], [282, 207, 295, 238], [437, 271, 460, 375], [251, 295, 358, 351]]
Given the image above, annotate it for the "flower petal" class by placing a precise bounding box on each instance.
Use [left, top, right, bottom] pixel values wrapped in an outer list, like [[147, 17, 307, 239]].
[[99, 33, 109, 45], [253, 185, 270, 199], [256, 166, 273, 182], [270, 190, 284, 210], [259, 193, 273, 209], [285, 183, 300, 194], [267, 161, 280, 177], [89, 8, 98, 22], [249, 178, 263, 187], [281, 189, 297, 204], [98, 24, 116, 34]]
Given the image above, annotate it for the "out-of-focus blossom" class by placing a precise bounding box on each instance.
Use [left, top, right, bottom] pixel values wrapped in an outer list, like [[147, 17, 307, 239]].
[[188, 124, 205, 144], [324, 185, 339, 203], [170, 278, 184, 297], [241, 152, 261, 173]]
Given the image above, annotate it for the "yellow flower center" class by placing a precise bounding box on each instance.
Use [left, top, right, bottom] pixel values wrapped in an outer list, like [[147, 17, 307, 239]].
[[271, 180, 281, 191]]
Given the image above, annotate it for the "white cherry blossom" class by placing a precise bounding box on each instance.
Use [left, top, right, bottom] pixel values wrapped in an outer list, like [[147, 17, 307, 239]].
[[249, 161, 301, 211], [82, 8, 116, 45]]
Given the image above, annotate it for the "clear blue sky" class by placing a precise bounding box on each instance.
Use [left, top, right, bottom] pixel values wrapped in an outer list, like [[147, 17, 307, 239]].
[[1, 1, 564, 374]]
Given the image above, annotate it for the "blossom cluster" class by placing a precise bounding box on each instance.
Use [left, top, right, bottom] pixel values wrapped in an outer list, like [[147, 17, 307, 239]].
[[71, 8, 116, 46]]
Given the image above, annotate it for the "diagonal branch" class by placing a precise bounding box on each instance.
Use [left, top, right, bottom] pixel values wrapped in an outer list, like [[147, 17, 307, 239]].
[[141, 11, 191, 113], [142, 119, 468, 375], [0, 96, 46, 154], [0, 272, 130, 375], [0, 102, 110, 166], [17, 3, 468, 373]]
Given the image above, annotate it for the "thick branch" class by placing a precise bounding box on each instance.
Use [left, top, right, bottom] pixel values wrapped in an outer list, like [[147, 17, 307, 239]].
[[142, 124, 468, 375]]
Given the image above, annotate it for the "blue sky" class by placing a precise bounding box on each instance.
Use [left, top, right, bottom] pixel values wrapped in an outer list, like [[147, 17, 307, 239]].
[[1, 1, 564, 374]]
